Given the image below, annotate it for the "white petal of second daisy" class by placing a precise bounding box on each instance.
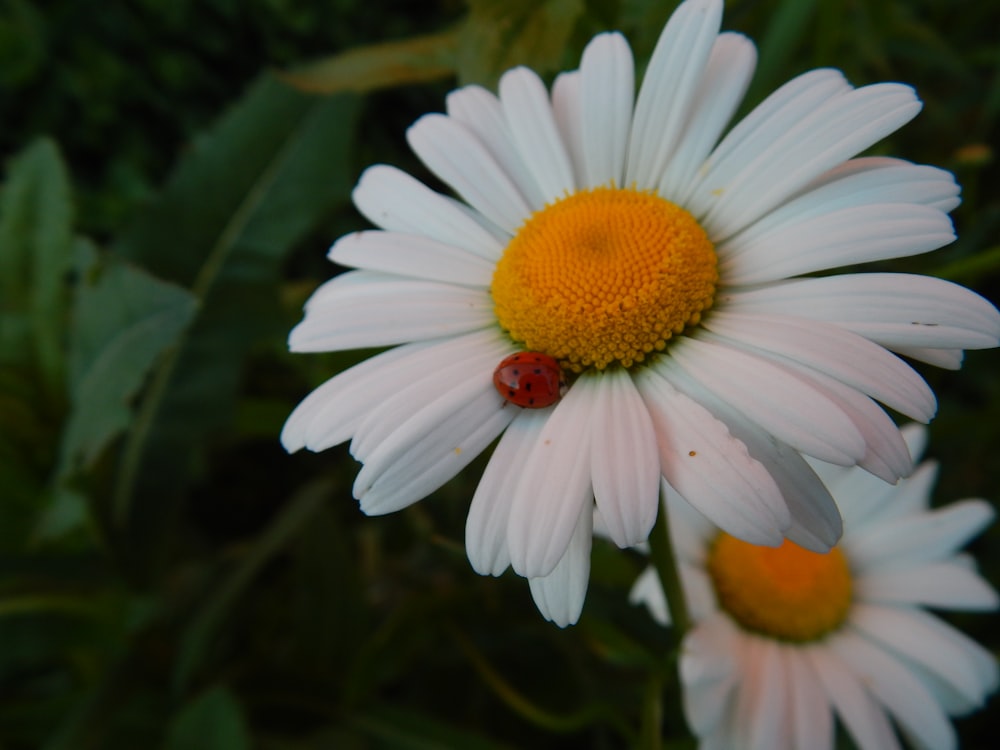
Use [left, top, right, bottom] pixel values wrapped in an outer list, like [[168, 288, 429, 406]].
[[506, 377, 596, 578], [680, 613, 741, 737], [740, 638, 794, 750], [628, 566, 670, 626], [847, 499, 995, 568], [851, 604, 998, 713], [805, 645, 902, 750], [528, 505, 593, 628], [830, 629, 957, 750], [589, 370, 660, 548], [857, 559, 999, 611], [783, 648, 834, 750]]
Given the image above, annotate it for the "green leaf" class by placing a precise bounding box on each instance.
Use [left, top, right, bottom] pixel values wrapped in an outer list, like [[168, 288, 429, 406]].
[[164, 687, 251, 750], [110, 75, 359, 554], [172, 478, 329, 691], [282, 28, 460, 94], [458, 0, 585, 88], [743, 0, 820, 109], [0, 137, 74, 393], [57, 247, 197, 476]]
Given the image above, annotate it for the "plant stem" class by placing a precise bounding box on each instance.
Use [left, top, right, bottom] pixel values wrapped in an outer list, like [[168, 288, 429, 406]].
[[647, 488, 691, 640]]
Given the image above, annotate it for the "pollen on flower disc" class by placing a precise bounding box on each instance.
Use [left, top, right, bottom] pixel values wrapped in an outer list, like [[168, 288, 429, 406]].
[[707, 534, 853, 643], [490, 187, 718, 372]]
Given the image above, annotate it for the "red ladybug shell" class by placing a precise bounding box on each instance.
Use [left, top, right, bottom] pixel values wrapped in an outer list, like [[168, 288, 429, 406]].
[[493, 351, 566, 408]]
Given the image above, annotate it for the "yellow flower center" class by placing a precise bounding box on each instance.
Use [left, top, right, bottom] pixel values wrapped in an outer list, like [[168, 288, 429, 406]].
[[491, 187, 717, 372], [707, 534, 853, 643]]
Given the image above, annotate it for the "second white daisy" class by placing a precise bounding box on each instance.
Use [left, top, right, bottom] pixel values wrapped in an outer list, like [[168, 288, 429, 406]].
[[631, 425, 999, 750]]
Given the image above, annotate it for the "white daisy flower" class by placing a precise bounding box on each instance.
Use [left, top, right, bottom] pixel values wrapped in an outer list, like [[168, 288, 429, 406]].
[[630, 424, 999, 750], [282, 0, 1000, 626]]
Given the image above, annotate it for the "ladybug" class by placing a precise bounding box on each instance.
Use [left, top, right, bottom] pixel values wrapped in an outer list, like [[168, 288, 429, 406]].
[[493, 351, 566, 408]]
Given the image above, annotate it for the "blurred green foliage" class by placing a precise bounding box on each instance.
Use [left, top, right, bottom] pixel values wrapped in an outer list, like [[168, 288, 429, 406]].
[[0, 0, 997, 748]]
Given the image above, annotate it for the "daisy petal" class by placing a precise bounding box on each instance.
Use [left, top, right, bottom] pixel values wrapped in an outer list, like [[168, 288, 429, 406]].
[[664, 482, 720, 558], [680, 613, 741, 736], [499, 67, 576, 199], [528, 506, 593, 627], [892, 346, 964, 369], [636, 365, 789, 545], [446, 84, 548, 210], [719, 203, 954, 285], [589, 370, 660, 548], [329, 230, 495, 287], [806, 645, 902, 750], [352, 164, 503, 259], [281, 341, 431, 453], [668, 336, 866, 464], [353, 376, 516, 515], [660, 32, 757, 202], [785, 649, 834, 750], [687, 68, 852, 227], [628, 566, 670, 626], [407, 113, 532, 233], [738, 638, 790, 750], [763, 157, 961, 221], [703, 311, 935, 423], [724, 419, 843, 551], [625, 0, 723, 189], [506, 379, 596, 578], [289, 271, 494, 352], [466, 409, 549, 576], [700, 82, 922, 238], [857, 560, 999, 611], [848, 499, 996, 568], [845, 459, 937, 529], [831, 630, 957, 750], [349, 332, 508, 460], [550, 71, 586, 183], [778, 361, 914, 484], [579, 32, 634, 188], [660, 362, 842, 550], [289, 337, 506, 453], [723, 273, 1000, 351], [852, 604, 997, 712]]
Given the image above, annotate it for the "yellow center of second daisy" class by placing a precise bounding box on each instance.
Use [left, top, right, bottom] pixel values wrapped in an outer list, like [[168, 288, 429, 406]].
[[491, 187, 717, 372], [707, 534, 853, 643]]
